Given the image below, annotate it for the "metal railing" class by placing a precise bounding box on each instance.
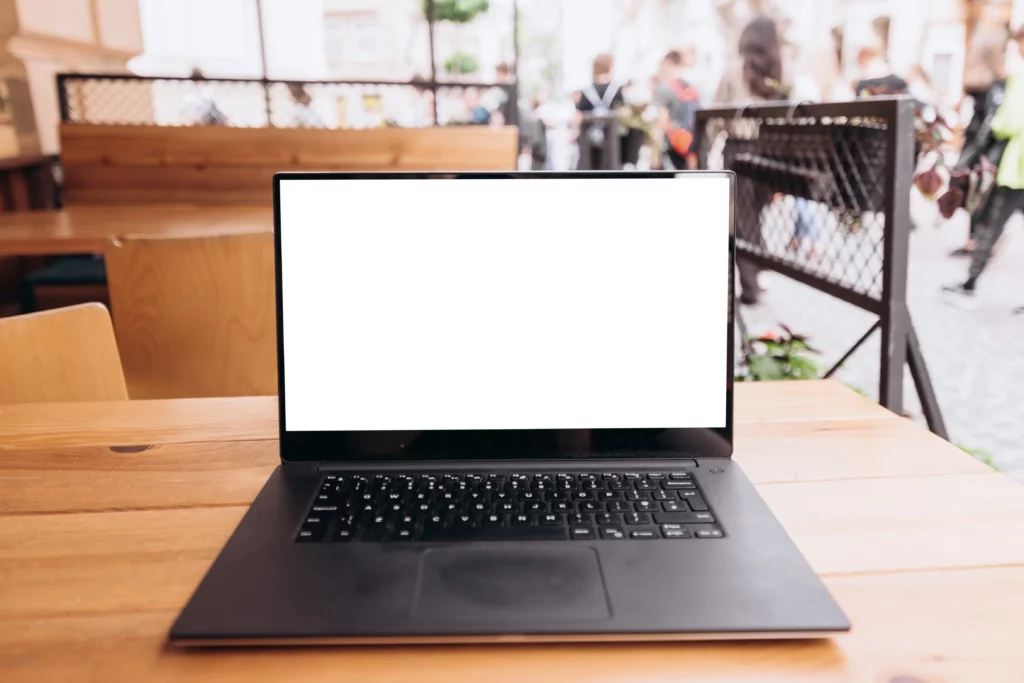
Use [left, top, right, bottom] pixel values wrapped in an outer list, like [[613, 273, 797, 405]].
[[696, 96, 947, 438], [57, 73, 517, 129]]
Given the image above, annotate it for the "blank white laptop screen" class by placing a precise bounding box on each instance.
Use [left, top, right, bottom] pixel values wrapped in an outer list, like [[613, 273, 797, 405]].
[[279, 176, 730, 433]]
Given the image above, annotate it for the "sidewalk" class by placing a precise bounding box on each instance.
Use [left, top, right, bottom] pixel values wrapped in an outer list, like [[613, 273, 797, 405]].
[[742, 198, 1024, 481]]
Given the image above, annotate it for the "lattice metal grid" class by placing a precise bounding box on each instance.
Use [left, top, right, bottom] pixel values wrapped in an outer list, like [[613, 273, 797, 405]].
[[60, 76, 516, 130], [699, 110, 891, 302]]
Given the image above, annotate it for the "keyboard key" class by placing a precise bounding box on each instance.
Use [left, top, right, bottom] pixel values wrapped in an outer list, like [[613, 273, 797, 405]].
[[496, 502, 516, 513], [696, 529, 724, 538], [453, 514, 479, 528], [653, 512, 713, 524], [662, 501, 685, 512], [669, 472, 692, 479], [393, 527, 416, 541], [511, 514, 535, 526], [580, 480, 600, 490], [572, 491, 596, 502], [540, 514, 563, 526], [653, 490, 673, 501], [646, 473, 665, 480], [482, 514, 506, 527], [679, 491, 709, 511], [625, 490, 651, 501], [421, 527, 567, 542], [524, 502, 547, 513], [608, 481, 629, 490], [570, 527, 597, 540], [634, 500, 657, 513], [598, 491, 621, 501], [624, 472, 642, 479], [600, 527, 626, 539], [296, 527, 325, 542], [579, 501, 601, 513], [545, 491, 568, 502], [601, 473, 620, 480], [596, 513, 622, 525], [552, 502, 573, 513], [693, 512, 716, 523], [608, 501, 631, 513], [516, 491, 540, 502], [625, 512, 651, 525], [630, 530, 658, 539], [663, 529, 692, 539], [569, 514, 593, 525], [663, 480, 696, 490], [635, 480, 657, 490], [334, 526, 356, 541], [578, 473, 597, 481]]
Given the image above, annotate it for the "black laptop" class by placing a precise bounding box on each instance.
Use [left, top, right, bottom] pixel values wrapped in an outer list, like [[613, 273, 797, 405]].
[[170, 171, 849, 645]]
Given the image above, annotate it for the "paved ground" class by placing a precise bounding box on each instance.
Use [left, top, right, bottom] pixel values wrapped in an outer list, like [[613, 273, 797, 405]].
[[743, 194, 1024, 481]]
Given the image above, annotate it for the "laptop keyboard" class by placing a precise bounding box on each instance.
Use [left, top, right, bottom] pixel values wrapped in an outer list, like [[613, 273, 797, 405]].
[[296, 470, 723, 543]]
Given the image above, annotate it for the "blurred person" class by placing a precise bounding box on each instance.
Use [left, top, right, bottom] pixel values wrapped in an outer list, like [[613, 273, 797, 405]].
[[853, 44, 908, 97], [943, 27, 1024, 311], [288, 83, 325, 129], [493, 62, 515, 126], [182, 67, 229, 126], [951, 34, 1010, 257], [654, 50, 701, 170], [575, 53, 624, 170], [715, 15, 786, 306], [464, 87, 491, 125]]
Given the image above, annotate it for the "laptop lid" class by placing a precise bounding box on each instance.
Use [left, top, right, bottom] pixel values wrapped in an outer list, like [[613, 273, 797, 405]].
[[273, 172, 734, 463]]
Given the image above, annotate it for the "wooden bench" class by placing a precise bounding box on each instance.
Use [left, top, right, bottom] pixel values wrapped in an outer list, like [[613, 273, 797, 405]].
[[59, 124, 519, 206]]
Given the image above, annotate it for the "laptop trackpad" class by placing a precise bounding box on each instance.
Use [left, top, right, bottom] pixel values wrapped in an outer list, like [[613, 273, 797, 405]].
[[413, 547, 611, 623]]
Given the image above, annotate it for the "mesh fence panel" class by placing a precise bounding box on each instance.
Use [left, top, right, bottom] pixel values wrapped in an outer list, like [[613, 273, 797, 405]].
[[698, 110, 891, 302], [61, 76, 515, 130]]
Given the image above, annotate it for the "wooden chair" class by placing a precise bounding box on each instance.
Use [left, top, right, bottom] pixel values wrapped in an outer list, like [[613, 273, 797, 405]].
[[103, 232, 277, 399], [0, 303, 127, 404]]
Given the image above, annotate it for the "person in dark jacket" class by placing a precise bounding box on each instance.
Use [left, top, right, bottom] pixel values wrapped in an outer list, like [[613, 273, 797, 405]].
[[951, 34, 1009, 257]]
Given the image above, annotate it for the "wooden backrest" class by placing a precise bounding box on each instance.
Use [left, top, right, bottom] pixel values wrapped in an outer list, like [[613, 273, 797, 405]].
[[103, 232, 277, 399], [0, 303, 127, 404], [59, 123, 518, 206]]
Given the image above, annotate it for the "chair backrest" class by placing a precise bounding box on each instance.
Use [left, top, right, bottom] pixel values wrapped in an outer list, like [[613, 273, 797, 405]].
[[103, 232, 277, 399], [0, 303, 127, 404], [59, 123, 519, 206]]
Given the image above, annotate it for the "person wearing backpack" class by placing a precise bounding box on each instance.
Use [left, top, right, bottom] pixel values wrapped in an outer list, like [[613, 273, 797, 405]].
[[655, 50, 702, 170], [574, 53, 624, 170]]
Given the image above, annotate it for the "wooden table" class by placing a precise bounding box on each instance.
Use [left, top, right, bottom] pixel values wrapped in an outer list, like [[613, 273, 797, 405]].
[[0, 205, 271, 255], [2, 380, 1023, 682]]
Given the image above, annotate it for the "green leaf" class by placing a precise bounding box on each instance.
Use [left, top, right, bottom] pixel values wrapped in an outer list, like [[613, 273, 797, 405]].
[[749, 355, 787, 381], [789, 356, 821, 379]]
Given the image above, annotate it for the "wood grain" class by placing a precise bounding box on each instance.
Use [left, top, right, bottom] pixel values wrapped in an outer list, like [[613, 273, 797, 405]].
[[1, 567, 1023, 682], [0, 383, 1022, 682], [0, 381, 897, 450], [0, 418, 988, 516], [0, 396, 277, 449], [59, 124, 518, 206], [0, 303, 127, 404], [0, 205, 271, 256], [104, 232, 278, 399]]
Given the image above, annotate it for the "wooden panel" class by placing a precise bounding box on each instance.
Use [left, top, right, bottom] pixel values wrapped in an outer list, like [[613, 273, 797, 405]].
[[0, 420, 989, 516], [0, 396, 277, 450], [59, 124, 517, 206], [0, 442, 278, 514], [104, 233, 277, 399], [60, 123, 519, 169], [0, 303, 127, 404], [1, 505, 1022, 683], [0, 205, 272, 256], [734, 379, 898, 422], [63, 165, 273, 206]]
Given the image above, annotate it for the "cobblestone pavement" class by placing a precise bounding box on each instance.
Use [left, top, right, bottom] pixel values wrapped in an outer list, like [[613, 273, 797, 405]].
[[742, 195, 1024, 481]]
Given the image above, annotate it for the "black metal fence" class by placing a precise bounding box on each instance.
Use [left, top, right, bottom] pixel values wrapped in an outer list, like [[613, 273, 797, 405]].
[[696, 96, 947, 438], [57, 74, 517, 129]]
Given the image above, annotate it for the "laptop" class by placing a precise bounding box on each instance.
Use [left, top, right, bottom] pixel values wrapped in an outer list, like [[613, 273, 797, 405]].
[[171, 171, 849, 645]]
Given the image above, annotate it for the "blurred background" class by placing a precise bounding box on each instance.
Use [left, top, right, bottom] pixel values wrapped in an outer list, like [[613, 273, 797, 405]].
[[0, 0, 1021, 478]]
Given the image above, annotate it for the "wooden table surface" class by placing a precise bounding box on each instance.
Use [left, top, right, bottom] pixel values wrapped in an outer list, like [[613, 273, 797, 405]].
[[0, 205, 271, 255], [2, 380, 1023, 682]]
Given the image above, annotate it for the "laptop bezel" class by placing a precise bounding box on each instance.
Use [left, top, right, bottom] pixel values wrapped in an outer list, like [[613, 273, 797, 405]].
[[272, 171, 736, 463]]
